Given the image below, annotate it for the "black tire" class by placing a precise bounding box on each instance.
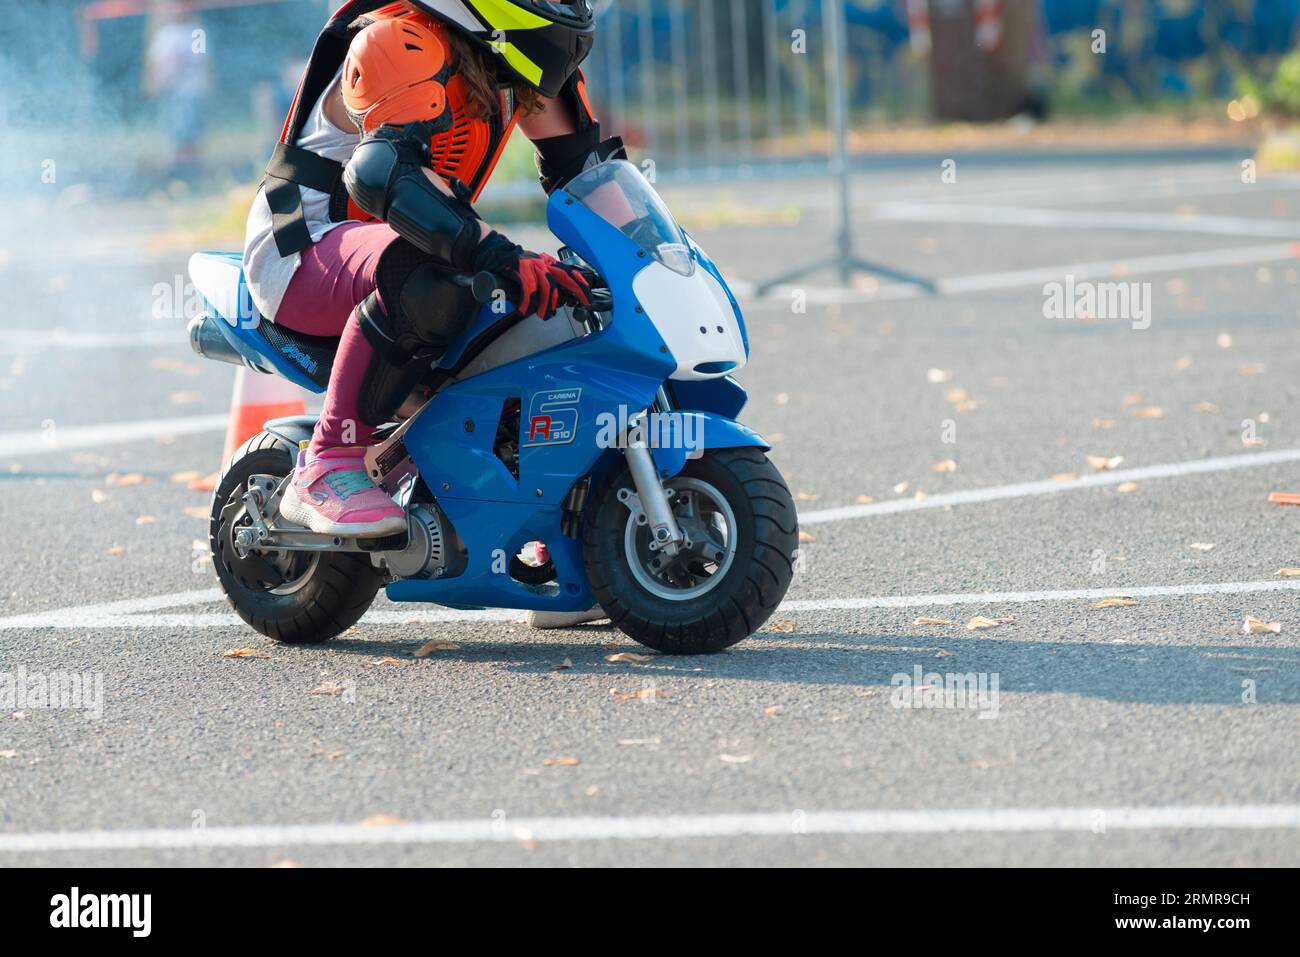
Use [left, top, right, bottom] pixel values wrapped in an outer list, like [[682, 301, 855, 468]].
[[209, 431, 383, 644], [582, 447, 798, 654]]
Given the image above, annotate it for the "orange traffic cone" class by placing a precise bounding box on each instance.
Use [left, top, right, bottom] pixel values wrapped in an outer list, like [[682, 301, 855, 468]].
[[222, 367, 307, 462]]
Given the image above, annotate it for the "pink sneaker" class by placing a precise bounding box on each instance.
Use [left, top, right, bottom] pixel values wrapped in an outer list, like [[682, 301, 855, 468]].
[[278, 446, 406, 538]]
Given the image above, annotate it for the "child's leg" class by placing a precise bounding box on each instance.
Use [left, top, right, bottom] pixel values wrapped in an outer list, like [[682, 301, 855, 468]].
[[274, 222, 399, 455], [273, 222, 405, 537]]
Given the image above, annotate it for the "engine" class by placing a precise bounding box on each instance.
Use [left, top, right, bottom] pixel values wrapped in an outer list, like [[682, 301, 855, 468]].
[[375, 503, 456, 580]]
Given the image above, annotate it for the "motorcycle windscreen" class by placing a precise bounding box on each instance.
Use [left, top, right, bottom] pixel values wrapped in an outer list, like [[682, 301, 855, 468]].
[[564, 160, 695, 277]]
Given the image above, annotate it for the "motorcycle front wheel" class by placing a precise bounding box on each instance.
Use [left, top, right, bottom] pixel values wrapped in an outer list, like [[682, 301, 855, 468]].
[[582, 447, 799, 654]]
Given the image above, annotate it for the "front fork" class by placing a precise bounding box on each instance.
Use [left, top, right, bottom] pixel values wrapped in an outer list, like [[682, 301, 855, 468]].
[[620, 389, 686, 557]]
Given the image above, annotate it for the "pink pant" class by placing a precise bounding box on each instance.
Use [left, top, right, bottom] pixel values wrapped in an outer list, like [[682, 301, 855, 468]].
[[274, 222, 399, 456]]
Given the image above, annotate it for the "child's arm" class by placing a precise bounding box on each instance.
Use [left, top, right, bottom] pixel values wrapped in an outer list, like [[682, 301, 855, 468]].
[[519, 73, 627, 195]]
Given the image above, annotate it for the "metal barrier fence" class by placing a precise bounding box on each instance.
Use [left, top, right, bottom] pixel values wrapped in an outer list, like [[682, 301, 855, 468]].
[[579, 0, 859, 180], [576, 0, 1300, 182]]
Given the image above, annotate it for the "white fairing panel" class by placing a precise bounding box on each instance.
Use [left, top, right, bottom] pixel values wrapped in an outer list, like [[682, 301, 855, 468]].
[[188, 253, 260, 329], [631, 261, 747, 381]]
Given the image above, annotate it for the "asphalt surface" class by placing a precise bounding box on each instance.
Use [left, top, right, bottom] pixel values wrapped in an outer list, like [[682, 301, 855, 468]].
[[2, 151, 1299, 866]]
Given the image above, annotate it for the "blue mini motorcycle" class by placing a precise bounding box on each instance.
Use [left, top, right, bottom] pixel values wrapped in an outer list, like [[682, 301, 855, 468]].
[[188, 161, 797, 654]]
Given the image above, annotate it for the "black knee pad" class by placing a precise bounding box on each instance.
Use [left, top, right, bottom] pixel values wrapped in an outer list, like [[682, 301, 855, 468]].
[[373, 239, 477, 350], [354, 241, 477, 425]]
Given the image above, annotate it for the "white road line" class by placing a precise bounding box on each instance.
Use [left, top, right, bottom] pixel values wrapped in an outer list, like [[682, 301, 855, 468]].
[[734, 241, 1300, 304], [800, 447, 1300, 525], [780, 580, 1300, 611], [2, 804, 1298, 852], [0, 413, 228, 457], [0, 329, 180, 355], [876, 201, 1300, 239], [4, 579, 1298, 632]]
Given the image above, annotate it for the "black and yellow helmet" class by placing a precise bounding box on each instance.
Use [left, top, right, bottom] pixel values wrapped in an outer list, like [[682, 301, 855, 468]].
[[412, 0, 595, 98]]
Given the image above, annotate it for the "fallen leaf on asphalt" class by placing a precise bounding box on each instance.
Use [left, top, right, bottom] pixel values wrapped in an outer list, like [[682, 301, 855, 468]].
[[1086, 455, 1124, 471], [770, 620, 796, 633], [91, 489, 107, 504], [368, 656, 406, 667], [796, 491, 818, 501], [1217, 333, 1233, 348], [1189, 543, 1216, 551], [952, 399, 978, 413], [169, 391, 203, 405], [966, 616, 1003, 630], [543, 756, 580, 767], [1052, 472, 1078, 482], [0, 750, 17, 759], [105, 546, 126, 555], [1092, 419, 1116, 430], [1132, 406, 1164, 419], [1122, 394, 1145, 406], [1193, 401, 1219, 414], [1093, 597, 1138, 608], [270, 859, 302, 868], [1239, 363, 1267, 376], [1243, 616, 1282, 635], [223, 647, 268, 659], [314, 749, 347, 759], [945, 387, 970, 403], [606, 652, 654, 663], [551, 657, 573, 671], [719, 753, 753, 764], [611, 688, 662, 701], [105, 472, 146, 487], [765, 705, 782, 716], [307, 681, 347, 696], [359, 815, 404, 827], [183, 506, 207, 519], [413, 640, 459, 657], [926, 368, 952, 383], [797, 530, 815, 543], [855, 494, 875, 504], [1243, 437, 1267, 447], [893, 481, 910, 494], [932, 459, 957, 473], [1173, 356, 1194, 371], [913, 489, 927, 501], [135, 515, 156, 525], [1116, 482, 1139, 493], [618, 737, 661, 746], [935, 649, 955, 658], [1277, 568, 1300, 577], [188, 472, 219, 492], [170, 470, 202, 483], [914, 616, 951, 626]]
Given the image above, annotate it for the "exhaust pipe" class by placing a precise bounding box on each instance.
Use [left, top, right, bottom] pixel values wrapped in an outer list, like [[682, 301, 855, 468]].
[[188, 313, 265, 371]]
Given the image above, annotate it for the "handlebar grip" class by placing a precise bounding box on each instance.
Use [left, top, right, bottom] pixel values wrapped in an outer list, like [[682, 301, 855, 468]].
[[470, 271, 510, 304]]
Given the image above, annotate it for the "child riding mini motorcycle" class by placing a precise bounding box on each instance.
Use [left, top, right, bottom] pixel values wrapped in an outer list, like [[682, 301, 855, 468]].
[[190, 0, 798, 654]]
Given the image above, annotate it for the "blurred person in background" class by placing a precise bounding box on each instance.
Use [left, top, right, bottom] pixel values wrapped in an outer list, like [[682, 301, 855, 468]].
[[143, 0, 212, 181]]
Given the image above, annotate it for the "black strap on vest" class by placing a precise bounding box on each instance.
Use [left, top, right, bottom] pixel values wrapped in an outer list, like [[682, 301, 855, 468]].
[[264, 143, 347, 258], [262, 0, 388, 258]]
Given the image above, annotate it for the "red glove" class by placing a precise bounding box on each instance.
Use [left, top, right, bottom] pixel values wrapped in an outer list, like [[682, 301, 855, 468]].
[[472, 231, 591, 320], [516, 252, 591, 320]]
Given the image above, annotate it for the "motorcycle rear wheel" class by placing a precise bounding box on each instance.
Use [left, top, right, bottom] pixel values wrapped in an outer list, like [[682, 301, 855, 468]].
[[209, 431, 383, 644], [582, 447, 799, 654]]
